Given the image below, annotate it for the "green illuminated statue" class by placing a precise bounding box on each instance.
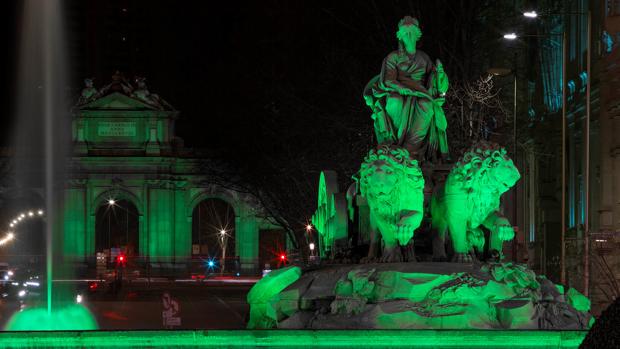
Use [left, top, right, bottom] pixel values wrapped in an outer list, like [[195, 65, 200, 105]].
[[364, 16, 449, 160], [357, 146, 424, 262], [311, 171, 348, 258], [431, 142, 520, 262]]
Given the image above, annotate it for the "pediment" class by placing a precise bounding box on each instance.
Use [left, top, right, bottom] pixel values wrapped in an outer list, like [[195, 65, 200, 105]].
[[78, 92, 159, 111]]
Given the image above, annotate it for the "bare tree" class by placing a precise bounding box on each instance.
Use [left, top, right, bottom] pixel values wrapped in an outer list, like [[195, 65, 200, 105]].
[[196, 1, 523, 254], [445, 74, 509, 157]]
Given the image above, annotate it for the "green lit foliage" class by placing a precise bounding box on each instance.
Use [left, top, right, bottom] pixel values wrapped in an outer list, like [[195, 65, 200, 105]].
[[312, 171, 348, 258], [358, 146, 424, 262], [431, 142, 520, 262], [443, 76, 509, 157], [5, 304, 98, 331]]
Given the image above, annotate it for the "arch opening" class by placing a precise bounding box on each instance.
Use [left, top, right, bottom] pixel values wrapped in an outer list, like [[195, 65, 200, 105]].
[[191, 198, 235, 273], [94, 199, 139, 266]]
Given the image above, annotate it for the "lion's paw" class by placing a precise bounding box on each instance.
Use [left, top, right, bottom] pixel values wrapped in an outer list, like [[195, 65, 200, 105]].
[[403, 245, 417, 263], [361, 256, 378, 264], [487, 249, 502, 263], [452, 253, 473, 263], [380, 247, 403, 263]]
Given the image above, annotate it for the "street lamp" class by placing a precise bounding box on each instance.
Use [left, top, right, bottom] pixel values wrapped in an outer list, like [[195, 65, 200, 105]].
[[219, 229, 227, 276], [487, 65, 518, 261], [108, 199, 116, 206], [508, 9, 592, 293], [486, 66, 517, 156], [503, 33, 517, 40], [501, 29, 566, 275]]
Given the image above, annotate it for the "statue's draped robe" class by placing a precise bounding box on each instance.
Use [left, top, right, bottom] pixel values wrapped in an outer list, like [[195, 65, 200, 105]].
[[364, 50, 449, 157]]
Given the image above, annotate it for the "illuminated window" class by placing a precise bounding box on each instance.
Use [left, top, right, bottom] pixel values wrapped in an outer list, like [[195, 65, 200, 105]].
[[579, 72, 588, 93], [603, 31, 614, 53], [567, 80, 576, 96]]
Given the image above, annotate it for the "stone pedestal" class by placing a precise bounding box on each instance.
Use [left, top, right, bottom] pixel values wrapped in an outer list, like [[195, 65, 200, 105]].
[[247, 262, 592, 330]]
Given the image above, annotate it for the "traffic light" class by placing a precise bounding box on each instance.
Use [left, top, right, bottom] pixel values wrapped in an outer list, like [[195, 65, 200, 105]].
[[88, 281, 99, 292], [116, 254, 127, 267], [276, 252, 288, 267]]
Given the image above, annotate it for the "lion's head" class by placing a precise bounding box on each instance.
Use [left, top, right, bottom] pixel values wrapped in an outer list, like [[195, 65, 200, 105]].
[[357, 146, 424, 216], [449, 141, 520, 195]]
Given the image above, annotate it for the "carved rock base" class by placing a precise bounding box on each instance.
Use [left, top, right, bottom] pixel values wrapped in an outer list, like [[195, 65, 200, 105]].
[[247, 262, 592, 330]]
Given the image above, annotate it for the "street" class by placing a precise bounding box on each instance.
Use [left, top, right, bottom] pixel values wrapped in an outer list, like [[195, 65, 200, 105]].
[[0, 281, 253, 330]]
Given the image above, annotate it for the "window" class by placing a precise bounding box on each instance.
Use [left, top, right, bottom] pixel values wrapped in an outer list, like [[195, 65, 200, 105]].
[[608, 0, 620, 16]]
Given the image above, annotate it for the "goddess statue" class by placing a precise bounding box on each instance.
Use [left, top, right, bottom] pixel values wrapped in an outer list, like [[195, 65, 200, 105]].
[[364, 16, 449, 160]]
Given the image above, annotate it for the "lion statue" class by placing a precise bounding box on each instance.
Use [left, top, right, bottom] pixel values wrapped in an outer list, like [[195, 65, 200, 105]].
[[431, 142, 520, 263], [357, 146, 424, 262]]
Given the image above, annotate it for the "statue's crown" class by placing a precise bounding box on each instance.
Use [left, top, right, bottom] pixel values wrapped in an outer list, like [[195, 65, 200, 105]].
[[398, 16, 419, 28]]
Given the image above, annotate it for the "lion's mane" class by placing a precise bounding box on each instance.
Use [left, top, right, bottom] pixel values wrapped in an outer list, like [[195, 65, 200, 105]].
[[450, 141, 510, 191], [358, 146, 424, 195]]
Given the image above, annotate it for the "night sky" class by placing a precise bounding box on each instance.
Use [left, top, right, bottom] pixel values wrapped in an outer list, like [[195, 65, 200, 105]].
[[1, 1, 515, 152]]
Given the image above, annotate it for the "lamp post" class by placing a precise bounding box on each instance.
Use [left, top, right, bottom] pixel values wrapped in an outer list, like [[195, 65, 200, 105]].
[[305, 223, 315, 262], [219, 229, 227, 276], [501, 29, 567, 275], [514, 9, 591, 294], [487, 66, 518, 262], [486, 66, 517, 158]]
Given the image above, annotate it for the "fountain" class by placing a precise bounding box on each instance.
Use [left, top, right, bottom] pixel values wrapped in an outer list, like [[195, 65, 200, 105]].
[[5, 0, 96, 330], [246, 16, 593, 331]]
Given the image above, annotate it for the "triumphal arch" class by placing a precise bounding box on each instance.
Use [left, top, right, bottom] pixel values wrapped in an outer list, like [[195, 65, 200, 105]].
[[63, 74, 283, 275]]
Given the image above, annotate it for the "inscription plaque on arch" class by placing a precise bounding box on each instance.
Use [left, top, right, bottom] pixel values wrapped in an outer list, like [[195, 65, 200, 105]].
[[97, 121, 137, 137]]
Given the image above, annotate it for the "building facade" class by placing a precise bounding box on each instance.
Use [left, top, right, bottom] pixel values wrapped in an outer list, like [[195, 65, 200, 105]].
[[517, 0, 620, 313], [64, 75, 286, 275]]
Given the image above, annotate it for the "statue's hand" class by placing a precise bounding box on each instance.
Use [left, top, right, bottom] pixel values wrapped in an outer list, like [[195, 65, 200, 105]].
[[434, 59, 449, 94], [435, 59, 444, 73], [494, 218, 515, 241]]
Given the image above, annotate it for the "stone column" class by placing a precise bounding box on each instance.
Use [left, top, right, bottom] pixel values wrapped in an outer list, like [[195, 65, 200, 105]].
[[235, 206, 259, 273], [85, 182, 96, 259], [173, 182, 191, 267], [146, 182, 175, 264]]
